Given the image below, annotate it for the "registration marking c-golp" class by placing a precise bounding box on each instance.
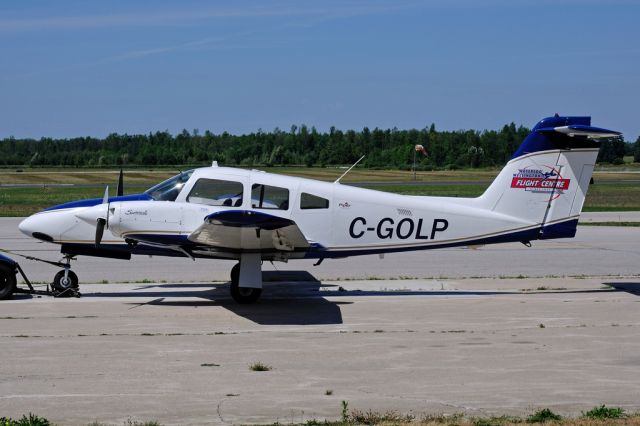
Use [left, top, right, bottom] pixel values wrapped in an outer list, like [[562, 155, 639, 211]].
[[349, 217, 448, 240]]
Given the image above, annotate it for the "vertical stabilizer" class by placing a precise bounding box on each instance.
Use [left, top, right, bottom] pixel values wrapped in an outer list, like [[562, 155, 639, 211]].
[[476, 115, 620, 239]]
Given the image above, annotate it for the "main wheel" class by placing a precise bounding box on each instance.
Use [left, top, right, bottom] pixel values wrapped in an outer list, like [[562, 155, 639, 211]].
[[230, 280, 262, 304], [230, 262, 240, 284], [52, 270, 79, 296], [0, 265, 17, 300]]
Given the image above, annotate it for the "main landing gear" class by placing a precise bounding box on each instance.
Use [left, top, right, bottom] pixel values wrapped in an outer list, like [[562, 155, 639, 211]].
[[229, 254, 263, 304]]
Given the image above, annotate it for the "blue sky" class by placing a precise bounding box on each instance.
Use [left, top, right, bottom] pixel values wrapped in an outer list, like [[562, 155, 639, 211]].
[[1, 0, 638, 140]]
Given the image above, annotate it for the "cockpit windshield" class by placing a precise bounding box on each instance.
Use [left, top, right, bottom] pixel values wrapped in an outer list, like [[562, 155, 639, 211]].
[[145, 170, 194, 201]]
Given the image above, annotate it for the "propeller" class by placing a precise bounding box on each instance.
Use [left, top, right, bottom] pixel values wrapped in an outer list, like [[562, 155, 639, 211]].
[[116, 169, 124, 197], [95, 218, 106, 245], [95, 186, 109, 246]]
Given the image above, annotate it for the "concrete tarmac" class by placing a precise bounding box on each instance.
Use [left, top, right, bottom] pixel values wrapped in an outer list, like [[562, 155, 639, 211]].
[[0, 217, 639, 424], [1, 278, 639, 425]]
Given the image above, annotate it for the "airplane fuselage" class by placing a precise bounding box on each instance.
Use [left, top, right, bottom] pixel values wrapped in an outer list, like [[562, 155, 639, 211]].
[[18, 160, 581, 261]]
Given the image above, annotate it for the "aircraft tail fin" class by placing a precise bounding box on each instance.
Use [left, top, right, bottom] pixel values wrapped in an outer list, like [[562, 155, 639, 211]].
[[476, 115, 621, 239]]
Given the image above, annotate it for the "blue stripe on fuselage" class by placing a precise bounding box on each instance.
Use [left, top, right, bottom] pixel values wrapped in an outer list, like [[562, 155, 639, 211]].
[[117, 218, 578, 258], [43, 193, 152, 212], [58, 219, 578, 260], [303, 218, 579, 259]]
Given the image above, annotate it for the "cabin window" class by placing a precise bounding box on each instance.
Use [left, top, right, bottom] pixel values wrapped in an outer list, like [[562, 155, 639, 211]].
[[187, 178, 244, 207], [300, 192, 329, 210], [251, 184, 289, 210]]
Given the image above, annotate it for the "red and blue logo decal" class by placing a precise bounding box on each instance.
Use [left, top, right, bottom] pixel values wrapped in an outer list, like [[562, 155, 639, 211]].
[[511, 165, 570, 197]]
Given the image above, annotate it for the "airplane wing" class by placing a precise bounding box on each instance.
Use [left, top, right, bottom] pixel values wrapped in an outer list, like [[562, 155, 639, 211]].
[[187, 210, 310, 252]]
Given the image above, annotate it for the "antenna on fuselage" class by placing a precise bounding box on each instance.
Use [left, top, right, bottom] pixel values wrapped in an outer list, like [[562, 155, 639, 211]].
[[334, 155, 365, 184]]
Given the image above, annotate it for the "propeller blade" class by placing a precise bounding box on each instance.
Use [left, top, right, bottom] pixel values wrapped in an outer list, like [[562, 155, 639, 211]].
[[116, 169, 124, 197], [95, 218, 106, 245], [103, 185, 109, 204]]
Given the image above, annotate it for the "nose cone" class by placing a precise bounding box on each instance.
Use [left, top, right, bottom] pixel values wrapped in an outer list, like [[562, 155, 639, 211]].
[[19, 209, 82, 243], [18, 215, 36, 237], [19, 214, 54, 242]]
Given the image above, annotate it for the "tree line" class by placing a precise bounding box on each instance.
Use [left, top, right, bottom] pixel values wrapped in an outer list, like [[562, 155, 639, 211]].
[[0, 124, 633, 169]]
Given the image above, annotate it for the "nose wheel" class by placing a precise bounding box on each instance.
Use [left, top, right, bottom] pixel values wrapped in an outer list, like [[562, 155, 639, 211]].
[[51, 255, 80, 297], [52, 269, 79, 294]]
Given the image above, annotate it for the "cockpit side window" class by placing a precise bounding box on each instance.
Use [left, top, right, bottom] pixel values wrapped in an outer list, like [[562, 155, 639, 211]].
[[251, 184, 289, 210], [145, 170, 194, 202], [300, 192, 329, 209], [187, 178, 244, 207]]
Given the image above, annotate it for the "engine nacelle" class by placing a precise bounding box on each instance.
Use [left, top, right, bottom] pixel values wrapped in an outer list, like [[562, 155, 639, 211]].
[[109, 201, 183, 240]]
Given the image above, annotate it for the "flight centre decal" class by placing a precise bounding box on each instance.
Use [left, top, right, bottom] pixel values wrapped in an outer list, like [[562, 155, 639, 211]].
[[511, 165, 570, 197]]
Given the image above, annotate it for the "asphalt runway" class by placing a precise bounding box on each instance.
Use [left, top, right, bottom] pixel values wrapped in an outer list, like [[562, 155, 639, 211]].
[[0, 217, 639, 424]]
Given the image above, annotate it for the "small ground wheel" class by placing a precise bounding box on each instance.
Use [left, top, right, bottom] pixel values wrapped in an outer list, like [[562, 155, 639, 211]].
[[52, 270, 79, 296], [0, 264, 17, 300], [230, 280, 262, 304]]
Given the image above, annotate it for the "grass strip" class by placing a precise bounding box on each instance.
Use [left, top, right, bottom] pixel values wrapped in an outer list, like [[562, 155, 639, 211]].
[[1, 180, 639, 217]]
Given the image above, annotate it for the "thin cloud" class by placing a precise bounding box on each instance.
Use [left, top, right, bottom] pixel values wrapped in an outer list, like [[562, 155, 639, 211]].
[[101, 28, 267, 63], [97, 1, 415, 64], [1, 0, 633, 32], [0, 1, 418, 32], [107, 37, 231, 62]]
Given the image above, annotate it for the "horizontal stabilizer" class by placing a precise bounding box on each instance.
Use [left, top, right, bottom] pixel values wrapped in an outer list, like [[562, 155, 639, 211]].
[[543, 125, 622, 139], [188, 210, 310, 252]]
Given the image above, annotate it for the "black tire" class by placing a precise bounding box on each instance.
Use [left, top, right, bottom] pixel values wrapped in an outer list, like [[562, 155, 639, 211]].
[[52, 270, 79, 296], [0, 265, 17, 300], [230, 262, 240, 284], [230, 280, 262, 304]]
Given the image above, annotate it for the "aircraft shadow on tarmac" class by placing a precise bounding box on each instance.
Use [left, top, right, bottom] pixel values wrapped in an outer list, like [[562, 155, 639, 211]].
[[41, 271, 633, 326], [604, 282, 640, 296], [91, 271, 350, 326]]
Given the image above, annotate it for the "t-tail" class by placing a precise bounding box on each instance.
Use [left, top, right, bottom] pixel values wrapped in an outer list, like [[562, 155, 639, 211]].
[[476, 115, 621, 239]]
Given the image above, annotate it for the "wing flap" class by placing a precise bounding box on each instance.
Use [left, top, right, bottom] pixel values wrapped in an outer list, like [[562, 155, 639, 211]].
[[187, 210, 310, 252]]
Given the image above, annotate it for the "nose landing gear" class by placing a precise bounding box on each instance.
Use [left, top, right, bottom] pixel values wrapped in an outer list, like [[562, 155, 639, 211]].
[[0, 250, 80, 299], [50, 255, 80, 297]]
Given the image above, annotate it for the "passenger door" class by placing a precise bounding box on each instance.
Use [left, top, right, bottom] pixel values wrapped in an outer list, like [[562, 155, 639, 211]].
[[293, 184, 333, 247]]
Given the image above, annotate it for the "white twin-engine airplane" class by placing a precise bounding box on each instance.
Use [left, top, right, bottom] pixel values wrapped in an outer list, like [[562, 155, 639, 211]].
[[13, 115, 621, 303]]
